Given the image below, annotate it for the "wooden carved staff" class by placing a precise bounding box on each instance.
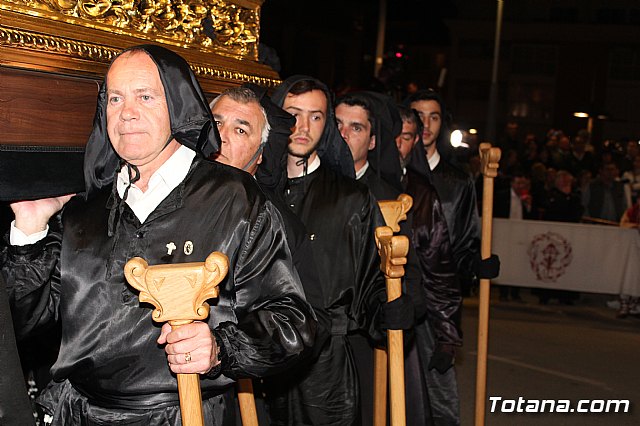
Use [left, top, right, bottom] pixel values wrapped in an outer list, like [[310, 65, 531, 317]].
[[475, 143, 501, 426], [125, 252, 229, 426], [236, 379, 259, 425], [374, 194, 413, 426]]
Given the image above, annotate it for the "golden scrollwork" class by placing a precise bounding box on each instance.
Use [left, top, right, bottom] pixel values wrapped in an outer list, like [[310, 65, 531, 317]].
[[3, 0, 260, 58], [0, 26, 281, 86], [0, 25, 118, 60]]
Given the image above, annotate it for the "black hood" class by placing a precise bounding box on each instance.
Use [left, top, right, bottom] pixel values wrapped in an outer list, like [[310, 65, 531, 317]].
[[405, 89, 453, 162], [405, 107, 433, 182], [271, 75, 355, 179], [337, 91, 403, 191], [83, 44, 220, 197], [240, 83, 296, 194]]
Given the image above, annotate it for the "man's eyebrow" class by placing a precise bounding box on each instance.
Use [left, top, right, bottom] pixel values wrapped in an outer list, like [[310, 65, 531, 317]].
[[234, 118, 251, 128], [106, 87, 161, 95], [212, 114, 252, 130], [285, 106, 325, 115]]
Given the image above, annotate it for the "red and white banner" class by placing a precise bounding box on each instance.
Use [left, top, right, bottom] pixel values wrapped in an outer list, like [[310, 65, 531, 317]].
[[491, 218, 640, 297]]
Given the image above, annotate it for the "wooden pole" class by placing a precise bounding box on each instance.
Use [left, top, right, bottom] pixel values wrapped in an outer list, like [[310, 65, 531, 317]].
[[373, 348, 388, 426], [171, 320, 205, 426], [237, 379, 259, 426], [376, 227, 409, 426], [124, 252, 229, 426], [374, 194, 413, 426], [474, 143, 501, 426]]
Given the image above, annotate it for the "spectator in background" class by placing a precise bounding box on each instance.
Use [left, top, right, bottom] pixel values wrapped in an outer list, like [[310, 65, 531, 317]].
[[528, 162, 548, 219], [536, 170, 583, 305], [551, 134, 572, 171], [499, 121, 520, 154], [617, 198, 640, 318], [577, 169, 593, 198], [544, 170, 583, 223], [565, 132, 597, 177], [500, 149, 521, 178], [622, 155, 640, 202], [583, 162, 629, 223], [490, 170, 534, 302], [545, 129, 563, 168], [618, 139, 639, 174], [521, 135, 540, 172]]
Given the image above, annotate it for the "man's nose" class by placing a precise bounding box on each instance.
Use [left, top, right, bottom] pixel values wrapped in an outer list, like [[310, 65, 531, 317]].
[[120, 99, 139, 121], [218, 125, 231, 145], [339, 126, 348, 141], [297, 115, 310, 132]]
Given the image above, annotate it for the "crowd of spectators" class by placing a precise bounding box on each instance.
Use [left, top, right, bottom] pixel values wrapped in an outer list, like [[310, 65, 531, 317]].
[[455, 122, 640, 314]]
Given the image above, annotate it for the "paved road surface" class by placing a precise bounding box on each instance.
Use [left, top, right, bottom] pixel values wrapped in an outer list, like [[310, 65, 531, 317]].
[[456, 290, 640, 425]]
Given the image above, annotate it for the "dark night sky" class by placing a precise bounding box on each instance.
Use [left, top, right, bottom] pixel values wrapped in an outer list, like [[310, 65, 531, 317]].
[[259, 0, 458, 88]]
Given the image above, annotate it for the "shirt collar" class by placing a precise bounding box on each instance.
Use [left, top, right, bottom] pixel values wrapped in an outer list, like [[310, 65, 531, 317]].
[[117, 144, 196, 198], [355, 161, 370, 180], [291, 155, 321, 178], [428, 149, 441, 171]]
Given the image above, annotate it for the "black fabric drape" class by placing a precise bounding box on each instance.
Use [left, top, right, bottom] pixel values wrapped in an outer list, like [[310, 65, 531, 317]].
[[0, 273, 35, 425]]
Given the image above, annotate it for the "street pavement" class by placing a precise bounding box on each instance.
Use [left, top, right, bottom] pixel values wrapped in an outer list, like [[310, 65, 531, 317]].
[[455, 288, 640, 426]]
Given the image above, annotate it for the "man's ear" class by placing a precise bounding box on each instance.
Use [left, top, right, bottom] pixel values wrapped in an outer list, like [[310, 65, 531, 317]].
[[257, 153, 263, 165], [369, 135, 376, 151]]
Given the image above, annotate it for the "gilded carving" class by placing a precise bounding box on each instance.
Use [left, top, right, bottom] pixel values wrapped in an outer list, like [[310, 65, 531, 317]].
[[2, 0, 260, 58], [0, 26, 280, 86]]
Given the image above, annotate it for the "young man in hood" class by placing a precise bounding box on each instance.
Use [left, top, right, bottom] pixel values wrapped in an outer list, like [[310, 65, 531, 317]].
[[2, 46, 316, 425], [268, 76, 407, 425]]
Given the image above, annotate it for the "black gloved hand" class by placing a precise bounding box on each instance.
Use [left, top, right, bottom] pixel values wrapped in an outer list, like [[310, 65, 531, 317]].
[[428, 344, 456, 374], [474, 253, 500, 279], [379, 294, 415, 330]]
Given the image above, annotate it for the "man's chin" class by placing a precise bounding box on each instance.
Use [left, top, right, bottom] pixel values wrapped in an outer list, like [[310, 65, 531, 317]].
[[287, 145, 315, 159]]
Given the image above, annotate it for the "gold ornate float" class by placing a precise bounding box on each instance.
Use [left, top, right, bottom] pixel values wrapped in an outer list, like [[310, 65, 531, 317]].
[[0, 0, 279, 146]]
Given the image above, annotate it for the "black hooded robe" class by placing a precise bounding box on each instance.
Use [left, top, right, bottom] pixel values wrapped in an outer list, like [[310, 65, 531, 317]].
[[265, 76, 387, 426], [345, 92, 460, 425], [1, 45, 316, 426]]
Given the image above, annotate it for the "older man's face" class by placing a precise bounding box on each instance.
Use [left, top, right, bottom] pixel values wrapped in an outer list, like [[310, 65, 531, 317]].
[[106, 51, 178, 170], [211, 96, 266, 175]]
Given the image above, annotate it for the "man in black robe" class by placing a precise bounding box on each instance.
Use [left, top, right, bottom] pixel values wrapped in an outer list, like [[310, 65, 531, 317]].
[[267, 76, 403, 425], [396, 105, 462, 425], [209, 85, 331, 422], [209, 85, 329, 334], [407, 90, 481, 299], [1, 45, 316, 425], [335, 91, 428, 425]]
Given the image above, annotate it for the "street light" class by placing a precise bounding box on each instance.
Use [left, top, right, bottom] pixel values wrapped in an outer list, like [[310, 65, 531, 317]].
[[572, 109, 609, 138]]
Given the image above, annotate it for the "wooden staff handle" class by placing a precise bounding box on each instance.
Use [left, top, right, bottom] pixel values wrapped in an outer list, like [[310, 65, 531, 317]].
[[124, 252, 229, 426], [170, 320, 204, 426], [237, 379, 259, 426], [375, 226, 409, 426], [475, 143, 501, 426], [375, 195, 412, 426]]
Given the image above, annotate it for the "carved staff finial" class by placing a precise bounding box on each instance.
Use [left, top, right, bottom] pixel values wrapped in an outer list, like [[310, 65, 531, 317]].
[[124, 251, 229, 426]]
